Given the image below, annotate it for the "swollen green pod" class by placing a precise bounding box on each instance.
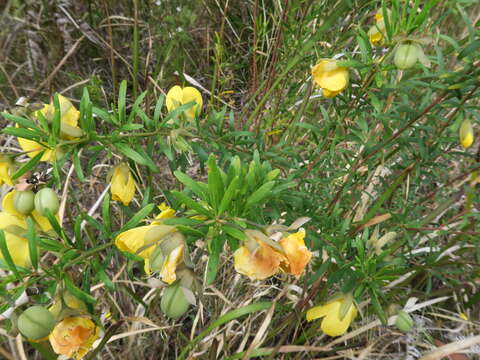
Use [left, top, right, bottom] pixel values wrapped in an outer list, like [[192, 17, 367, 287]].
[[17, 306, 55, 340], [13, 190, 35, 215], [34, 188, 59, 216], [394, 44, 419, 70], [161, 282, 190, 319]]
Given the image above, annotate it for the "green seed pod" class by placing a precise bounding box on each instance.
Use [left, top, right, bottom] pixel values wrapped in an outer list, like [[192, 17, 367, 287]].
[[161, 282, 190, 319], [13, 190, 35, 215], [34, 188, 59, 216], [395, 310, 414, 333], [17, 306, 55, 340], [394, 44, 419, 70]]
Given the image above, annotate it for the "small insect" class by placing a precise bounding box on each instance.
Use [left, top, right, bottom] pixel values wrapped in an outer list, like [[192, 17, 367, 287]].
[[26, 172, 49, 192]]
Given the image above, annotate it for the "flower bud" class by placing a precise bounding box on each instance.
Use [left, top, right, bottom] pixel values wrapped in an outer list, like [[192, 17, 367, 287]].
[[34, 188, 59, 216], [395, 310, 414, 333], [394, 44, 419, 70], [13, 190, 35, 215], [161, 282, 190, 319], [17, 306, 55, 340], [459, 119, 474, 149]]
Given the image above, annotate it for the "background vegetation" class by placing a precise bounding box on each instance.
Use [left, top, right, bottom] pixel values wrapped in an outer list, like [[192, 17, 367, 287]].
[[1, 0, 479, 359]]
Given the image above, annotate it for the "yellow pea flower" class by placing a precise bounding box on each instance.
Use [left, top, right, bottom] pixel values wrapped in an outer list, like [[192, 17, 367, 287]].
[[115, 224, 176, 274], [17, 94, 81, 162], [0, 212, 30, 267], [2, 190, 56, 233], [166, 85, 203, 120], [279, 229, 312, 276], [306, 296, 357, 337], [459, 119, 474, 149], [233, 230, 287, 280], [311, 60, 349, 98], [49, 317, 99, 360], [0, 156, 13, 186], [110, 163, 136, 206]]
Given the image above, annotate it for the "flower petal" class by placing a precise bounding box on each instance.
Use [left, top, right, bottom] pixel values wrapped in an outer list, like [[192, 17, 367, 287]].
[[166, 85, 184, 112], [233, 241, 285, 280], [0, 212, 29, 267], [279, 230, 312, 276], [321, 302, 357, 337], [110, 165, 136, 206], [306, 301, 339, 321], [160, 244, 184, 284], [182, 86, 203, 119]]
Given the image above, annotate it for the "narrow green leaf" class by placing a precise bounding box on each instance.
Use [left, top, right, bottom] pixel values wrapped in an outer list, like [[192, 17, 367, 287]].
[[118, 80, 127, 124], [12, 150, 45, 180], [52, 94, 61, 138], [0, 230, 22, 281], [207, 155, 224, 213], [102, 192, 111, 233], [92, 259, 115, 291], [172, 191, 213, 217], [218, 176, 239, 215], [221, 225, 247, 242], [245, 181, 275, 208], [73, 150, 85, 182], [174, 170, 208, 200], [3, 127, 44, 141], [0, 112, 42, 132], [178, 302, 272, 360], [116, 142, 158, 171], [153, 95, 165, 124], [26, 217, 38, 270], [120, 203, 155, 232], [206, 234, 225, 285], [64, 275, 96, 304]]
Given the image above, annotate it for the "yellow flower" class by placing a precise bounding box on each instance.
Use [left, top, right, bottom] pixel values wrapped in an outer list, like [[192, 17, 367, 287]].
[[0, 156, 13, 186], [279, 230, 312, 276], [233, 230, 287, 280], [459, 119, 474, 149], [110, 163, 136, 206], [115, 224, 176, 273], [18, 94, 81, 162], [306, 296, 357, 337], [154, 202, 176, 221], [0, 211, 30, 267], [2, 190, 56, 232], [49, 317, 99, 360], [369, 9, 389, 46], [311, 60, 349, 98], [166, 85, 203, 120]]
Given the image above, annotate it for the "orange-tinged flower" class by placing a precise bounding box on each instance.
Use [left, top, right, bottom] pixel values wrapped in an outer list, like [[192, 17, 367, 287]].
[[49, 317, 99, 360], [18, 94, 81, 162], [0, 211, 30, 267], [166, 85, 203, 120], [306, 296, 357, 337], [110, 163, 136, 206], [279, 230, 312, 276], [312, 60, 349, 98], [233, 230, 287, 280]]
